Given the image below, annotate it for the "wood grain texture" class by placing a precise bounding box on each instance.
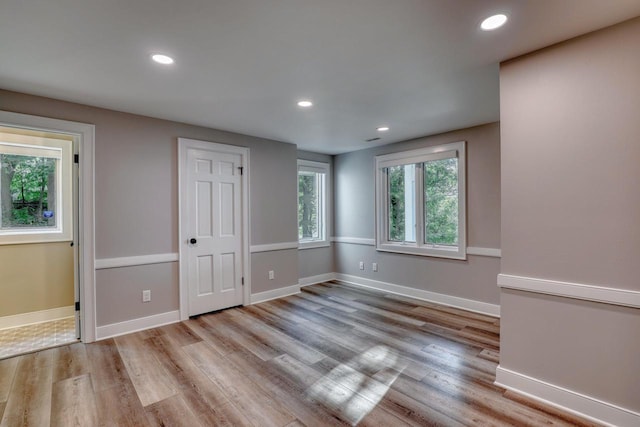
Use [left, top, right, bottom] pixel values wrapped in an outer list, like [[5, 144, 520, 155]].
[[0, 282, 599, 426]]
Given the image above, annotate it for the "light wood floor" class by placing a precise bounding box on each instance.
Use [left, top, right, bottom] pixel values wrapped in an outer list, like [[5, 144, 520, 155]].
[[0, 281, 598, 426]]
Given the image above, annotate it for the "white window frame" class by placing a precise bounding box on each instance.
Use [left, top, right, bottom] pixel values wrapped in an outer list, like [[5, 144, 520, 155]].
[[0, 133, 73, 245], [297, 159, 330, 249], [375, 141, 466, 260]]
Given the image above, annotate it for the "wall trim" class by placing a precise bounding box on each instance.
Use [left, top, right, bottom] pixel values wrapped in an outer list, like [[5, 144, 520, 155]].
[[498, 274, 640, 309], [250, 284, 300, 305], [467, 247, 501, 258], [250, 242, 299, 253], [96, 310, 180, 340], [299, 273, 337, 287], [335, 273, 500, 317], [0, 306, 75, 331], [95, 253, 179, 270], [331, 236, 376, 246], [495, 366, 639, 427]]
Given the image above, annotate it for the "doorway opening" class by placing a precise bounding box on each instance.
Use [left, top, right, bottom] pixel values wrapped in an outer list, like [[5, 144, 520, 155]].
[[0, 111, 96, 357]]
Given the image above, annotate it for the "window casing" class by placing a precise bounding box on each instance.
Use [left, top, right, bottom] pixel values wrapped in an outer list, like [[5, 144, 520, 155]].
[[0, 132, 73, 245], [375, 141, 466, 259], [298, 159, 330, 249]]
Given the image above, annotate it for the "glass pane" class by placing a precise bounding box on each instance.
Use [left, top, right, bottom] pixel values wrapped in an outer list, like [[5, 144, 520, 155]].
[[298, 171, 320, 240], [424, 157, 458, 246], [387, 164, 415, 242], [1, 154, 58, 229]]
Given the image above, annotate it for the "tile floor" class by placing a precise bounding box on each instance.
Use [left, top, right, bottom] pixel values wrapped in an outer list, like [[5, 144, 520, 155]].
[[0, 316, 77, 359]]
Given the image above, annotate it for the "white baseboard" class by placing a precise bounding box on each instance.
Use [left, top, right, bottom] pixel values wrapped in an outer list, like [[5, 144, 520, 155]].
[[96, 310, 180, 340], [335, 273, 500, 317], [0, 305, 75, 330], [299, 273, 337, 287], [250, 284, 300, 304], [495, 366, 639, 427]]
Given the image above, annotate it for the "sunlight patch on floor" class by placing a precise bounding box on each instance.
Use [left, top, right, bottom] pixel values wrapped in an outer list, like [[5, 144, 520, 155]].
[[307, 345, 406, 425]]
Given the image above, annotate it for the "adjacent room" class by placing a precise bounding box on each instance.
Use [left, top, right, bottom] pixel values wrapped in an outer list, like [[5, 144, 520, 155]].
[[0, 1, 639, 426]]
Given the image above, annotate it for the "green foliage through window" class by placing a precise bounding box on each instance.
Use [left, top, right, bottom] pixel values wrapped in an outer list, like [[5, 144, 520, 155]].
[[298, 171, 320, 240], [424, 158, 458, 245], [0, 154, 57, 229]]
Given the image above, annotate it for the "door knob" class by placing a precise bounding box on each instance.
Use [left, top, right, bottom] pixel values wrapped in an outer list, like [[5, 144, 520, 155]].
[[190, 238, 197, 244]]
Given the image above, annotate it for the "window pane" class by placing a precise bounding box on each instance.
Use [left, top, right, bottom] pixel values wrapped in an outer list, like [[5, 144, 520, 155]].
[[424, 158, 458, 246], [1, 154, 58, 229], [387, 164, 415, 242], [298, 171, 320, 240]]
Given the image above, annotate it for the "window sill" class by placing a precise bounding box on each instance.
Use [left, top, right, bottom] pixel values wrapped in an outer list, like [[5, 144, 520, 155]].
[[298, 240, 331, 250]]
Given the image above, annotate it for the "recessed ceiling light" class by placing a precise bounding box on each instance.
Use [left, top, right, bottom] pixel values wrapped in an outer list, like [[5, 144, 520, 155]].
[[377, 126, 390, 132], [151, 54, 174, 65], [481, 14, 508, 31], [297, 100, 313, 108]]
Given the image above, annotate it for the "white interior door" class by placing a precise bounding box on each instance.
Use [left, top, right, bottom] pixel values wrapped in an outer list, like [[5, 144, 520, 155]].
[[182, 141, 246, 316]]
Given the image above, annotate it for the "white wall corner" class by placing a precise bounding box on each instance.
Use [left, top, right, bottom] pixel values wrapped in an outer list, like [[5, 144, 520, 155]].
[[495, 366, 640, 427], [250, 284, 301, 305], [96, 310, 180, 340], [335, 273, 500, 317]]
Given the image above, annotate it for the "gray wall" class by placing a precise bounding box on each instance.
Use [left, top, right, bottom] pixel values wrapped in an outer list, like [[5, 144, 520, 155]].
[[500, 17, 640, 413], [0, 89, 299, 325], [333, 122, 501, 305], [297, 150, 335, 279]]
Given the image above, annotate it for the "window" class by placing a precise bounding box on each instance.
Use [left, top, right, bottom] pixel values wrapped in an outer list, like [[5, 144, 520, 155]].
[[0, 132, 73, 244], [298, 159, 330, 248], [376, 141, 466, 259]]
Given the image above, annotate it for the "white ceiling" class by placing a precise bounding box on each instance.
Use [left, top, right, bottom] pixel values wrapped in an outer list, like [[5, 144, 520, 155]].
[[1, 1, 639, 154]]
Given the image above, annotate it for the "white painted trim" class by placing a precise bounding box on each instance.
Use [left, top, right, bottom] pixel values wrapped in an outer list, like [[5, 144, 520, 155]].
[[298, 240, 330, 250], [335, 273, 500, 317], [0, 111, 96, 343], [250, 242, 299, 253], [0, 306, 75, 330], [250, 284, 300, 305], [178, 138, 251, 321], [95, 253, 179, 269], [466, 247, 501, 258], [299, 273, 337, 287], [498, 274, 640, 309], [495, 366, 639, 427], [331, 236, 376, 246], [96, 310, 180, 340]]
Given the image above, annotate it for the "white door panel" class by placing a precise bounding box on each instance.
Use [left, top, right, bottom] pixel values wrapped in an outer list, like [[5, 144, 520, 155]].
[[185, 145, 245, 316]]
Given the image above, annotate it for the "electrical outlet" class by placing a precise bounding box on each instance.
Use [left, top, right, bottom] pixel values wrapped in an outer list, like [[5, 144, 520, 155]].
[[142, 290, 151, 302], [268, 270, 275, 280], [359, 261, 365, 270], [372, 262, 378, 272]]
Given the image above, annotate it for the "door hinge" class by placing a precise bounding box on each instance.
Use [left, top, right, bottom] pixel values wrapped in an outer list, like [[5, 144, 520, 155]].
[[238, 166, 243, 175], [75, 301, 80, 311], [241, 277, 244, 286], [74, 154, 79, 164]]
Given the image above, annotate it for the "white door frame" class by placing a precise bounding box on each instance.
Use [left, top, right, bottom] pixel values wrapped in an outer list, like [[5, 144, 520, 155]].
[[0, 110, 96, 342], [178, 138, 250, 320]]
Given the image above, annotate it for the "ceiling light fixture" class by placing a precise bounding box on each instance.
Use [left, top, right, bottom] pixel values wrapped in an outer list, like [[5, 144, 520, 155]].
[[377, 126, 390, 132], [297, 100, 313, 108], [481, 14, 508, 31], [151, 54, 174, 65]]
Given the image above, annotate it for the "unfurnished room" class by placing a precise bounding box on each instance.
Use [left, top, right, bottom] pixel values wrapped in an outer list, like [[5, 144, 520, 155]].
[[0, 1, 639, 426]]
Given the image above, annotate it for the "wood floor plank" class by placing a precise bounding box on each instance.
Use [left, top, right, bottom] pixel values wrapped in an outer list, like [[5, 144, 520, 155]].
[[86, 339, 131, 393], [184, 341, 297, 427], [145, 394, 204, 427], [0, 357, 18, 403], [115, 333, 180, 407], [51, 374, 98, 427], [94, 382, 149, 427], [0, 349, 54, 427], [52, 342, 90, 383]]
